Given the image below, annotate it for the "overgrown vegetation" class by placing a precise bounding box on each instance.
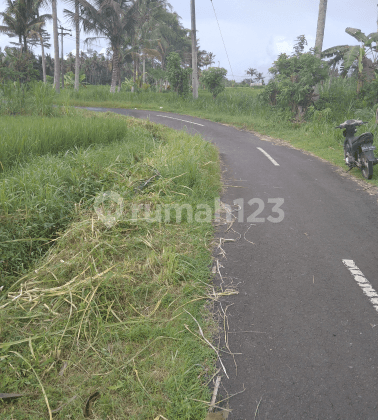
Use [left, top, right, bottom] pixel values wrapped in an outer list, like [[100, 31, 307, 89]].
[[166, 52, 192, 97], [0, 113, 158, 283], [55, 69, 378, 185], [0, 80, 56, 116], [261, 36, 329, 117], [201, 67, 227, 99], [0, 108, 223, 418]]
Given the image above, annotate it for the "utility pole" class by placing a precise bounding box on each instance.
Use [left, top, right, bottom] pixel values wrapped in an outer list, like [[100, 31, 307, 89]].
[[315, 0, 328, 57], [191, 0, 198, 99], [59, 26, 72, 88], [52, 0, 59, 92]]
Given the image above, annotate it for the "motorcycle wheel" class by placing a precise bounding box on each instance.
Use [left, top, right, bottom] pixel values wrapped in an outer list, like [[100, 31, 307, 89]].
[[361, 153, 373, 179]]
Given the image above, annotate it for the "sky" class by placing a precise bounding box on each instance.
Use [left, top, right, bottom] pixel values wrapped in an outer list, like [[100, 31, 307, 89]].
[[0, 0, 376, 82]]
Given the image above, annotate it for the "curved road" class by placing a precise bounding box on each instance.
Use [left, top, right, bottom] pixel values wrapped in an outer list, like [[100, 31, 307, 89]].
[[86, 107, 378, 419]]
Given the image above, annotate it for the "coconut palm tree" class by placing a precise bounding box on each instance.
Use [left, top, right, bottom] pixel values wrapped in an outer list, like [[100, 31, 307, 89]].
[[133, 0, 169, 84], [29, 28, 51, 82], [315, 0, 328, 57], [152, 9, 190, 70], [63, 0, 82, 90], [34, 0, 60, 90], [74, 0, 140, 93], [0, 0, 51, 52], [207, 52, 215, 67], [74, 1, 80, 90], [255, 72, 265, 85], [246, 67, 257, 81]]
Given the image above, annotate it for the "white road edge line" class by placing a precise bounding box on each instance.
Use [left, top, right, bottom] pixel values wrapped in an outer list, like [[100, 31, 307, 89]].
[[343, 259, 378, 313], [256, 147, 280, 166], [156, 115, 204, 126]]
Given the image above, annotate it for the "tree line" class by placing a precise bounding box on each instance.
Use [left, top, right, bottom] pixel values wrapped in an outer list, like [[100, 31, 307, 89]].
[[0, 0, 217, 92]]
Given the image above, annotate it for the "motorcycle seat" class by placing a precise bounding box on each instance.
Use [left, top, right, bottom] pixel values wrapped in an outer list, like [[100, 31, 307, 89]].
[[352, 132, 374, 145]]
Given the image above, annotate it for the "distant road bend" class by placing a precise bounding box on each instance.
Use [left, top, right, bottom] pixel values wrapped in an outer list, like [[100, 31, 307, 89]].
[[86, 107, 378, 420]]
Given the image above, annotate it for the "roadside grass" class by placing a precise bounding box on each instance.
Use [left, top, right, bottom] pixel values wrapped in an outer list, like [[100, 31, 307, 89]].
[[0, 110, 223, 419], [0, 112, 161, 284], [0, 111, 155, 172], [0, 81, 57, 117], [58, 84, 378, 185]]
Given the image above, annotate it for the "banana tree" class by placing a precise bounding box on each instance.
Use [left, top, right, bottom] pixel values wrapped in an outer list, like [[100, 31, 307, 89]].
[[322, 27, 378, 93]]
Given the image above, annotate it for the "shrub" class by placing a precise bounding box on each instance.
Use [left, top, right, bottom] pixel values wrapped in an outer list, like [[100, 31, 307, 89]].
[[260, 36, 329, 117], [166, 52, 192, 96], [201, 67, 227, 98]]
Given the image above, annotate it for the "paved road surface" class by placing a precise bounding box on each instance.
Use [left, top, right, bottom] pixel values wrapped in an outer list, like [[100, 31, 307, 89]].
[[86, 108, 378, 419]]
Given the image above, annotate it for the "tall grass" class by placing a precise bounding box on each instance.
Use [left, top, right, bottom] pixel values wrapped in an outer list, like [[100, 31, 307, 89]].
[[0, 113, 158, 285], [0, 112, 156, 172], [58, 84, 264, 116], [0, 81, 56, 116]]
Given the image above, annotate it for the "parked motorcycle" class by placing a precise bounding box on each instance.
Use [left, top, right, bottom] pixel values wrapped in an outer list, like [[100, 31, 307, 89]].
[[335, 119, 378, 179]]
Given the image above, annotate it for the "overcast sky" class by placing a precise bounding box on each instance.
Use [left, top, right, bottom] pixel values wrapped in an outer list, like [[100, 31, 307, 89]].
[[0, 0, 376, 81]]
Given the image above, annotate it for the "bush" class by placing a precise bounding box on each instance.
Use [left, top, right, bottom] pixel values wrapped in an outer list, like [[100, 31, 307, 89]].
[[201, 67, 227, 98], [360, 74, 378, 107], [0, 48, 39, 84], [260, 36, 329, 117], [166, 52, 192, 96]]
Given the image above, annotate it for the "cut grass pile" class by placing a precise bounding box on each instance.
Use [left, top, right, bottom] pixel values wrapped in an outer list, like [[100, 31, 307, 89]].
[[0, 110, 223, 419]]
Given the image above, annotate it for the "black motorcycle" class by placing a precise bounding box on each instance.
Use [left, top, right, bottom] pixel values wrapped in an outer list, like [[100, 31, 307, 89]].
[[335, 119, 378, 179]]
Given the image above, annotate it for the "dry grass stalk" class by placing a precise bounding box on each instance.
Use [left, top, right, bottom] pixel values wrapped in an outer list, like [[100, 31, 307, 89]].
[[209, 375, 222, 412], [10, 351, 53, 420], [184, 309, 229, 379]]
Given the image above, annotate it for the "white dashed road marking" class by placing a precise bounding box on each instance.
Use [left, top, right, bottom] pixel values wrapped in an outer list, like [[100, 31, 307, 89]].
[[257, 147, 280, 166], [343, 259, 378, 313], [156, 115, 204, 126]]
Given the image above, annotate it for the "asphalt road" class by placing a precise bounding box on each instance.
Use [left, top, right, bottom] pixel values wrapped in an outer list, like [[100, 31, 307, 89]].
[[85, 107, 378, 420]]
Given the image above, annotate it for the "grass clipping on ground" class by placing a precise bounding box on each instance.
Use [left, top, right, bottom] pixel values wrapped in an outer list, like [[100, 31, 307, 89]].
[[0, 112, 222, 419]]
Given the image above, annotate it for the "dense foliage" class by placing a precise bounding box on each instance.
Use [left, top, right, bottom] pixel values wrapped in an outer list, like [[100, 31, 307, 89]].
[[201, 67, 227, 98], [0, 0, 214, 90], [261, 36, 329, 117], [0, 47, 39, 82], [166, 52, 192, 96]]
